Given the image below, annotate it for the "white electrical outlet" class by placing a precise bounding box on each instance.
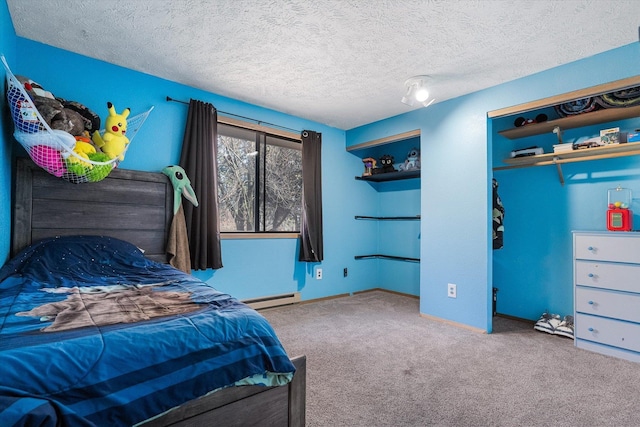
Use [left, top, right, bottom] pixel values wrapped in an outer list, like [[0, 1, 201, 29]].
[[448, 283, 457, 298], [316, 268, 323, 280]]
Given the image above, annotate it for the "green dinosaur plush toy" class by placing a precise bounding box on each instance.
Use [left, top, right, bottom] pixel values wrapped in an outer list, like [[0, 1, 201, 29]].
[[162, 165, 199, 214]]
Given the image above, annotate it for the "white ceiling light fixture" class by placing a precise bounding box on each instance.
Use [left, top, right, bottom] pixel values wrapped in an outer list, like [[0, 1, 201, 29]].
[[401, 75, 435, 108]]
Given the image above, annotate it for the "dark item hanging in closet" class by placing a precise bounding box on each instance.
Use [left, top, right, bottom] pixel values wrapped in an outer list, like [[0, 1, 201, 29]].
[[493, 178, 505, 250]]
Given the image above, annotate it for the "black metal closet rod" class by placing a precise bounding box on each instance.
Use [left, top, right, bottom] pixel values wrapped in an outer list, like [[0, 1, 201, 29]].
[[355, 215, 421, 220], [354, 254, 420, 262], [166, 96, 301, 134]]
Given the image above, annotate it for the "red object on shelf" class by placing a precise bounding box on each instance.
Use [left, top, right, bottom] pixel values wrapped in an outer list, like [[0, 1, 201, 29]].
[[607, 208, 633, 231]]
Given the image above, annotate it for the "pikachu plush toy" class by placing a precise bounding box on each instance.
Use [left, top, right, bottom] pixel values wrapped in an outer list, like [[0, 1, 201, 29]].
[[92, 102, 131, 161]]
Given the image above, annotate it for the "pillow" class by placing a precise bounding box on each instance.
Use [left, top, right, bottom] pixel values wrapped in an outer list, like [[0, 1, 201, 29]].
[[0, 235, 151, 286]]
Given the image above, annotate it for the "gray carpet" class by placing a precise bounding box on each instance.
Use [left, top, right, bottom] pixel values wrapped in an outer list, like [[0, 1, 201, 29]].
[[262, 290, 640, 427]]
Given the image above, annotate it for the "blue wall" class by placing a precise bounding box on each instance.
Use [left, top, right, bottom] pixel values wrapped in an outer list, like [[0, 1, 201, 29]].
[[348, 42, 640, 332], [0, 0, 15, 264], [346, 137, 422, 296], [348, 92, 495, 331], [0, 34, 384, 303], [492, 43, 640, 322], [2, 0, 640, 333]]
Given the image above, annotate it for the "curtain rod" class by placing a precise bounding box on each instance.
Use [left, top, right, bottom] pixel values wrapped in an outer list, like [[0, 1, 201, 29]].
[[166, 96, 301, 134]]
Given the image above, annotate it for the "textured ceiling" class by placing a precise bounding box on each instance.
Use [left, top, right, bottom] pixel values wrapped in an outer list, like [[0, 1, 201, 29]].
[[6, 0, 640, 130]]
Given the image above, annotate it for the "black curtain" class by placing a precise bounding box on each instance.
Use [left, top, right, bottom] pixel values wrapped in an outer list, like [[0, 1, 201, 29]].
[[179, 99, 223, 270], [299, 130, 323, 262]]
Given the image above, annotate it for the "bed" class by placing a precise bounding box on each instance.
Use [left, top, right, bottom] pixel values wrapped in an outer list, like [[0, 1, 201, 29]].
[[0, 158, 306, 426]]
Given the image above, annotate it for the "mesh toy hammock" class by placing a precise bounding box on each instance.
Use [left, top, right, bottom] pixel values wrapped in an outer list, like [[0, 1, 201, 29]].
[[2, 56, 153, 183]]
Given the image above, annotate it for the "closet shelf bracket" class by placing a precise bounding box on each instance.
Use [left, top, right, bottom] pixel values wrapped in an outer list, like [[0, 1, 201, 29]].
[[553, 126, 563, 144], [552, 126, 566, 185], [553, 156, 565, 186]]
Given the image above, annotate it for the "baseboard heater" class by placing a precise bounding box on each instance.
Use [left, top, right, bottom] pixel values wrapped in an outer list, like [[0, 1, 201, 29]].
[[243, 292, 301, 310]]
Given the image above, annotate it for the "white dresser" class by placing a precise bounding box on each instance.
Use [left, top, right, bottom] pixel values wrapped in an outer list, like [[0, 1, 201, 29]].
[[573, 231, 640, 363]]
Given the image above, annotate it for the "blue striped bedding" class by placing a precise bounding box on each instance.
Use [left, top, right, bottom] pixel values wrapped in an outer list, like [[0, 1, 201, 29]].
[[0, 235, 295, 426]]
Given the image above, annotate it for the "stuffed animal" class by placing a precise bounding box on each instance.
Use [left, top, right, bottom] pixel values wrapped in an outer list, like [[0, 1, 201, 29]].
[[162, 165, 199, 215], [85, 152, 113, 182], [92, 102, 131, 161], [399, 148, 420, 171], [7, 84, 40, 133], [17, 76, 54, 99], [16, 75, 86, 136], [68, 138, 97, 169], [62, 99, 101, 133], [362, 157, 376, 176], [30, 145, 66, 177], [35, 96, 86, 135], [378, 154, 396, 173], [162, 165, 199, 273]]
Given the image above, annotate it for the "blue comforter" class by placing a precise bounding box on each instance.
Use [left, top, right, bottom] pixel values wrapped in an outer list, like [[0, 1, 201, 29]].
[[0, 236, 295, 426]]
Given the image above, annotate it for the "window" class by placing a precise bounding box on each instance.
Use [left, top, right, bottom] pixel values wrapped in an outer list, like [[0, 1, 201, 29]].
[[217, 123, 302, 233]]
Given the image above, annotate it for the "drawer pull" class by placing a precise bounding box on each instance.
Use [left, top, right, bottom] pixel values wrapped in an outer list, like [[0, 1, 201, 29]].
[[588, 273, 594, 278], [588, 327, 595, 332], [587, 246, 594, 251], [588, 300, 594, 305]]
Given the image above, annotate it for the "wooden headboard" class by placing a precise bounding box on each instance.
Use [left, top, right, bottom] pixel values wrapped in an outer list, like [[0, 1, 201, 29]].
[[12, 158, 173, 263]]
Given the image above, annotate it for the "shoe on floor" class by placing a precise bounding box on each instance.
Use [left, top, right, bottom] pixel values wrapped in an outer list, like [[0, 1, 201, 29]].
[[554, 315, 574, 339], [534, 312, 561, 334]]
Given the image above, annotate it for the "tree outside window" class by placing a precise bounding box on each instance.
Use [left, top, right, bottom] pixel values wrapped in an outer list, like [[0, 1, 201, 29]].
[[217, 123, 301, 232]]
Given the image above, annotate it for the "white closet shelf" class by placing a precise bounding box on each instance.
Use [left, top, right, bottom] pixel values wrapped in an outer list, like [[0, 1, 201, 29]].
[[494, 143, 640, 185], [498, 105, 640, 140]]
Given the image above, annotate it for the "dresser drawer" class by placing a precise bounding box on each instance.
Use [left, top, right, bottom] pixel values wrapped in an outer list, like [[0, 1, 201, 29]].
[[575, 287, 640, 323], [576, 340, 640, 363], [575, 313, 640, 353], [575, 260, 640, 293], [574, 233, 640, 263]]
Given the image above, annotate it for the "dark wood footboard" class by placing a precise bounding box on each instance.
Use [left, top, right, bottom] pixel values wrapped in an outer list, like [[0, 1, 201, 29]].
[[142, 355, 306, 426]]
